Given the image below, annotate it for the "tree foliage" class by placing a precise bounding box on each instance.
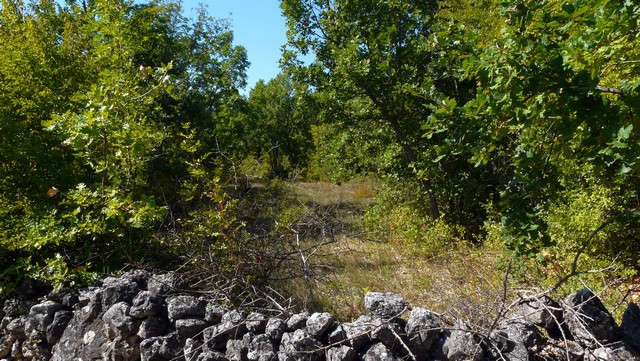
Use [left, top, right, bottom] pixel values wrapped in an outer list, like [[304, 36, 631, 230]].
[[0, 0, 249, 287], [283, 0, 639, 263]]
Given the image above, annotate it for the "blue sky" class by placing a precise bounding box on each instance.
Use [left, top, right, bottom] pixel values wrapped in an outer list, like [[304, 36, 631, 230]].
[[182, 0, 288, 93]]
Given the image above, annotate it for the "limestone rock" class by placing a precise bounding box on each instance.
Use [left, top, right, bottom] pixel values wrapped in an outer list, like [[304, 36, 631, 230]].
[[563, 289, 618, 347], [364, 292, 408, 319], [306, 312, 335, 339]]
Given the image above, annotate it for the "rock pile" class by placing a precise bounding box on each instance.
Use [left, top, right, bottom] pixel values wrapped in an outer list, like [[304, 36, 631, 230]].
[[0, 271, 639, 360]]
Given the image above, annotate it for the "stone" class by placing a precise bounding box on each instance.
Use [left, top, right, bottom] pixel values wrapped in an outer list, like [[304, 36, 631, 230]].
[[519, 296, 563, 331], [147, 272, 179, 296], [342, 315, 374, 351], [286, 312, 309, 331], [138, 316, 169, 339], [46, 310, 73, 344], [47, 288, 80, 308], [185, 337, 203, 361], [279, 329, 322, 361], [176, 318, 208, 339], [6, 315, 27, 338], [206, 305, 228, 325], [441, 320, 483, 361], [0, 335, 15, 358], [532, 339, 584, 361], [103, 301, 139, 339], [167, 295, 206, 321], [563, 289, 618, 347], [306, 312, 335, 339], [326, 345, 355, 361], [327, 324, 346, 344], [247, 334, 277, 361], [364, 292, 408, 319], [247, 312, 268, 335], [130, 291, 163, 318], [362, 343, 399, 361], [25, 300, 64, 340], [140, 334, 182, 361], [492, 317, 541, 361], [370, 320, 405, 353], [226, 338, 248, 361], [3, 298, 29, 318], [584, 342, 640, 361], [101, 277, 141, 309], [405, 307, 441, 357], [198, 350, 229, 361], [203, 325, 229, 351], [621, 302, 640, 352], [265, 318, 286, 342]]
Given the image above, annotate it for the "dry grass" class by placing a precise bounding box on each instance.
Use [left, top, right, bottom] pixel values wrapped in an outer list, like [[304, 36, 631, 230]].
[[282, 180, 636, 325], [291, 180, 377, 206], [285, 179, 512, 323]]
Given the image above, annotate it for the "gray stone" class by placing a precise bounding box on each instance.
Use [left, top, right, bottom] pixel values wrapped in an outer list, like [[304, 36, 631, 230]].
[[584, 342, 640, 361], [306, 312, 335, 339], [563, 289, 618, 347], [532, 339, 584, 361], [492, 317, 541, 361], [327, 324, 346, 344], [197, 350, 229, 361], [405, 307, 441, 357], [46, 310, 73, 344], [286, 312, 309, 331], [101, 336, 139, 361], [140, 334, 182, 361], [247, 334, 277, 361], [362, 343, 399, 361], [101, 277, 141, 309], [203, 325, 229, 351], [0, 335, 15, 358], [247, 312, 268, 335], [176, 318, 208, 339], [6, 315, 27, 338], [167, 295, 206, 321], [622, 302, 640, 352], [226, 338, 248, 361], [519, 296, 563, 331], [130, 291, 163, 318], [370, 320, 405, 353], [326, 345, 355, 361], [148, 272, 179, 296], [50, 301, 109, 361], [185, 337, 203, 361], [342, 315, 374, 351], [138, 316, 169, 339], [279, 329, 322, 361], [265, 318, 286, 342], [442, 320, 483, 361], [364, 292, 408, 319], [206, 305, 228, 325], [2, 298, 28, 318], [103, 301, 139, 339], [25, 300, 64, 340], [47, 288, 80, 308]]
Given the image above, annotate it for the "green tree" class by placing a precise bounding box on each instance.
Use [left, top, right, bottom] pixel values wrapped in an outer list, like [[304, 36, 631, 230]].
[[246, 73, 313, 178], [0, 0, 250, 287], [430, 0, 640, 259], [281, 0, 504, 236]]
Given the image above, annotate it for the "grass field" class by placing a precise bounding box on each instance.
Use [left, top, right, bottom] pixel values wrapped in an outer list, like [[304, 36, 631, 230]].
[[282, 179, 637, 324]]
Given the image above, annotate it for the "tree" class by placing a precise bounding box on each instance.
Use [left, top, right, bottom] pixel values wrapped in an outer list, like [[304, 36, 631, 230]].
[[281, 0, 505, 235], [429, 0, 640, 258], [0, 0, 250, 287], [246, 73, 313, 178]]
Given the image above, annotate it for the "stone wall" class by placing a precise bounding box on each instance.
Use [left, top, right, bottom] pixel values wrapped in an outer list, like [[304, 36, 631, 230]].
[[1, 270, 639, 360]]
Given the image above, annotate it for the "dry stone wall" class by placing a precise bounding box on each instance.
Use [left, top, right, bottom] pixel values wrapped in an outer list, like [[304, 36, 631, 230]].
[[1, 270, 639, 361]]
